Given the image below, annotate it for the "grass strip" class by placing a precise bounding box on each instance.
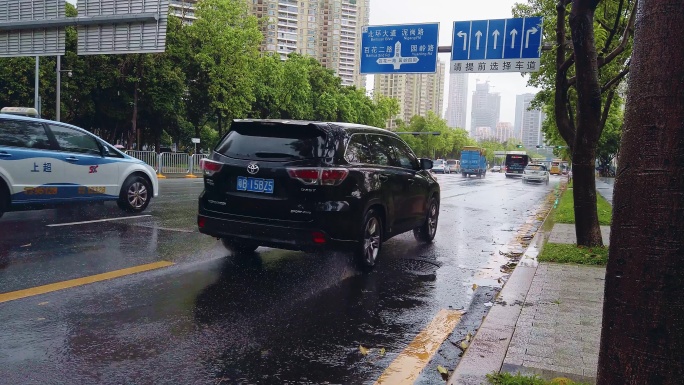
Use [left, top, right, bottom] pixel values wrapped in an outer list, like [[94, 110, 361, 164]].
[[538, 243, 608, 266], [487, 372, 590, 385], [553, 185, 612, 225]]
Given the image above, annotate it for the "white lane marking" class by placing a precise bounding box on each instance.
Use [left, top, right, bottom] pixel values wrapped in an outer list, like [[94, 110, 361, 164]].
[[47, 215, 152, 227]]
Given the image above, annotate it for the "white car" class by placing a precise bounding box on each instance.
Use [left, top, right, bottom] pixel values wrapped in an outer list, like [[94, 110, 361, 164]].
[[522, 164, 550, 184], [0, 114, 159, 218], [431, 159, 450, 174]]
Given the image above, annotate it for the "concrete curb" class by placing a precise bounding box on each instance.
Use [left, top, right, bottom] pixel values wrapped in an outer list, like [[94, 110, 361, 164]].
[[447, 185, 562, 385]]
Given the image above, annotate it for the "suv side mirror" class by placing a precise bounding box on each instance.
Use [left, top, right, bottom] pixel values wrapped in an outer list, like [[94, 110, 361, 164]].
[[419, 158, 433, 170]]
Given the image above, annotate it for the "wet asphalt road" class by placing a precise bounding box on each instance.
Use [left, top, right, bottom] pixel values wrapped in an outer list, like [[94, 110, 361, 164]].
[[0, 173, 561, 385]]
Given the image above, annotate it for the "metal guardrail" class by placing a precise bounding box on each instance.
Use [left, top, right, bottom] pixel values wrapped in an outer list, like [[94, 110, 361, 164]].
[[125, 151, 207, 177], [125, 151, 159, 171], [191, 154, 208, 174], [160, 152, 190, 175]]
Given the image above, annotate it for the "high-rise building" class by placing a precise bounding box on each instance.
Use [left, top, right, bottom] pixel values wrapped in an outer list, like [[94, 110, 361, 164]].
[[515, 93, 546, 149], [169, 0, 198, 23], [373, 60, 446, 128], [495, 122, 514, 143], [474, 126, 493, 142], [445, 73, 468, 129], [174, 0, 369, 88], [252, 0, 369, 87], [470, 81, 500, 138]]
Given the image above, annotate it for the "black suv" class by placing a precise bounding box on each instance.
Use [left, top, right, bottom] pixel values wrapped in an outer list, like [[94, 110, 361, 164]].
[[197, 120, 440, 268]]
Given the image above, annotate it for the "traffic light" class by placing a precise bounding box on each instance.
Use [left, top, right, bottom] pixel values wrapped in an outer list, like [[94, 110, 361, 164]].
[[516, 145, 523, 148], [555, 145, 564, 149], [535, 145, 543, 149]]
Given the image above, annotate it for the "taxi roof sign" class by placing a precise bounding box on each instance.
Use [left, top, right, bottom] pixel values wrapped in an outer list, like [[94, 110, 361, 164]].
[[1, 107, 41, 117]]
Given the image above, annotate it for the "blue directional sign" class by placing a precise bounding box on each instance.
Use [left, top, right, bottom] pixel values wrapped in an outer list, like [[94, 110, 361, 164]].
[[450, 17, 543, 74], [360, 23, 439, 74]]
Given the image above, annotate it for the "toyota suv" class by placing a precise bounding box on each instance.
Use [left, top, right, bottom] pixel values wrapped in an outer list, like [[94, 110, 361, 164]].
[[197, 120, 440, 268]]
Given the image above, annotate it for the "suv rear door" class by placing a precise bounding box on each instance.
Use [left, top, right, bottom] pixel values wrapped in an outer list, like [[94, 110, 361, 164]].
[[202, 121, 334, 222]]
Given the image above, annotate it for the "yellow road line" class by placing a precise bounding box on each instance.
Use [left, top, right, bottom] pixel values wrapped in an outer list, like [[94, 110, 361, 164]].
[[0, 261, 174, 304], [375, 309, 463, 385]]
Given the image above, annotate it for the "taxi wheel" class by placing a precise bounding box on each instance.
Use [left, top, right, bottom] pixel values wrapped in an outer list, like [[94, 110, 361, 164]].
[[117, 175, 151, 213]]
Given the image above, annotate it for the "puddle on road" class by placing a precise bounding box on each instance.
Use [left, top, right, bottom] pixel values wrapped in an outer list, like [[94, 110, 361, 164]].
[[473, 186, 559, 286]]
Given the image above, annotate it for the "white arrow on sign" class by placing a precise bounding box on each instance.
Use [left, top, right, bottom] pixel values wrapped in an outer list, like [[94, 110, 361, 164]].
[[509, 29, 518, 49], [376, 41, 419, 70], [457, 31, 468, 50], [525, 27, 538, 48], [475, 30, 483, 50], [492, 30, 500, 49]]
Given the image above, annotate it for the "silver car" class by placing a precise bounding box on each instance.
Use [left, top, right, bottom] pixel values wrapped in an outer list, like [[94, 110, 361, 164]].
[[522, 164, 549, 184]]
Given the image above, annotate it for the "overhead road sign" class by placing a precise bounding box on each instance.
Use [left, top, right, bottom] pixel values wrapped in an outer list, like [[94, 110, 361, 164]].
[[450, 17, 543, 74], [0, 0, 66, 57], [77, 0, 169, 55], [360, 23, 439, 74]]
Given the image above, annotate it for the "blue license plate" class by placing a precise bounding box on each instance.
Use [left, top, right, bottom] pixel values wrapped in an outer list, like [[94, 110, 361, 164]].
[[237, 176, 274, 194]]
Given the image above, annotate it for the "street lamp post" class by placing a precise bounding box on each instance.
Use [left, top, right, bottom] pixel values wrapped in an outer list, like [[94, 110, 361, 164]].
[[55, 55, 72, 122]]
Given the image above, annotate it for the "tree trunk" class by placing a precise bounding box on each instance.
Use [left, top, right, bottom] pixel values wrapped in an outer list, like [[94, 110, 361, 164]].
[[569, 0, 604, 247], [597, 0, 684, 383]]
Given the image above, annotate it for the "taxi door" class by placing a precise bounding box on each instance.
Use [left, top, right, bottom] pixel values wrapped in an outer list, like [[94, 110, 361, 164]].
[[0, 118, 63, 203], [45, 123, 119, 201]]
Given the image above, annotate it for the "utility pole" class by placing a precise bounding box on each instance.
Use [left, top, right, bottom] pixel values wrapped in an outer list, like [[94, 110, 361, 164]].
[[56, 55, 61, 121], [34, 56, 40, 114]]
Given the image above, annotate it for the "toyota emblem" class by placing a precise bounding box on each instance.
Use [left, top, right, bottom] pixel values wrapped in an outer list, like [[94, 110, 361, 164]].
[[247, 163, 259, 175]]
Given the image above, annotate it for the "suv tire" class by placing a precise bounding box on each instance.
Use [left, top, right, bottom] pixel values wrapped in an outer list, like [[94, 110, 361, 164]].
[[117, 175, 151, 213], [414, 196, 439, 243], [221, 238, 259, 254], [355, 209, 383, 269]]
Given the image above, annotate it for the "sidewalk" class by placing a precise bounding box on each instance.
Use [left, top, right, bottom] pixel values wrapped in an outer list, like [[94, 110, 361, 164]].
[[449, 179, 613, 385]]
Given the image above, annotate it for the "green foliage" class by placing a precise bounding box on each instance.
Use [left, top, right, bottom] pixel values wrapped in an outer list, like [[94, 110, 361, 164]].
[[0, 2, 395, 152], [539, 243, 608, 265], [554, 187, 612, 226], [512, 0, 632, 161], [396, 112, 476, 158]]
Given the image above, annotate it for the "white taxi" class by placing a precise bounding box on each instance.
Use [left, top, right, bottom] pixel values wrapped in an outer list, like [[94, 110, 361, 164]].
[[0, 114, 159, 218]]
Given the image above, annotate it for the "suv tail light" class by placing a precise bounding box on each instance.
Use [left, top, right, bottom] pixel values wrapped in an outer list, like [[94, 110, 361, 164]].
[[287, 168, 349, 186], [200, 159, 223, 176]]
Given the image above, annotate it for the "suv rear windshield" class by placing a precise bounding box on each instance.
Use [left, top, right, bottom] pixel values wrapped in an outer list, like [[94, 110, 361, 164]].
[[216, 122, 328, 160]]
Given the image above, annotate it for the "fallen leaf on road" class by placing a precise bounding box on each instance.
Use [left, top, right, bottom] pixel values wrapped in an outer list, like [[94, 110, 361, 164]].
[[471, 284, 478, 291], [459, 341, 469, 351], [466, 332, 472, 342], [379, 347, 386, 357], [359, 345, 370, 356], [437, 365, 449, 375]]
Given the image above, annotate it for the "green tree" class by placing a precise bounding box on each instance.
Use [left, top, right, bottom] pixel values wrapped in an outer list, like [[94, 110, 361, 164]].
[[514, 0, 635, 247], [185, 0, 262, 136]]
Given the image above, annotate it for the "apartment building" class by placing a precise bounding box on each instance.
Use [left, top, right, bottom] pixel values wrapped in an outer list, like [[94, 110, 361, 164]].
[[445, 73, 468, 129], [373, 60, 446, 128], [169, 0, 198, 22], [470, 81, 500, 138], [251, 0, 369, 87], [515, 93, 546, 149]]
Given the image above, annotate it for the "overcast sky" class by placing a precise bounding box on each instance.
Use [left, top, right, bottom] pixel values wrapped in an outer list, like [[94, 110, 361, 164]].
[[367, 0, 540, 130]]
